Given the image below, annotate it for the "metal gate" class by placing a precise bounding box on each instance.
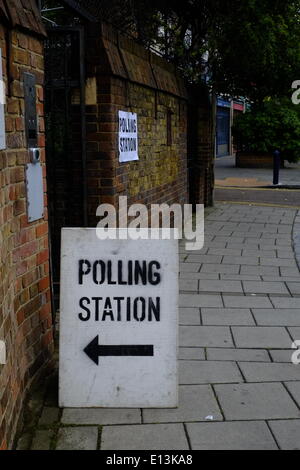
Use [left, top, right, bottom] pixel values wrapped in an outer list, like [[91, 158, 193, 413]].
[[44, 26, 87, 305]]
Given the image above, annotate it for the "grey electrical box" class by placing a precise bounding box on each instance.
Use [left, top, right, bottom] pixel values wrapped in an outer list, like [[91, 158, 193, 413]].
[[25, 163, 44, 222], [24, 72, 38, 148]]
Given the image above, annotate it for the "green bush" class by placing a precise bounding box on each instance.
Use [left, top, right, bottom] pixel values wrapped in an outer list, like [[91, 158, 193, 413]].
[[232, 99, 300, 163]]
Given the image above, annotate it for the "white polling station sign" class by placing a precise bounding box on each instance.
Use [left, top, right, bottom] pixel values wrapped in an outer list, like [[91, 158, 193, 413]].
[[118, 110, 139, 162], [59, 228, 178, 408]]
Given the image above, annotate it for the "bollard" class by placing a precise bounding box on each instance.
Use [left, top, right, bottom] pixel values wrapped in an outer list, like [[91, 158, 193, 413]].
[[273, 150, 281, 185]]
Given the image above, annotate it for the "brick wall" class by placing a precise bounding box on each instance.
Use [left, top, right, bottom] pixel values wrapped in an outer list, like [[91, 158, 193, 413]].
[[0, 24, 53, 449], [84, 24, 189, 226]]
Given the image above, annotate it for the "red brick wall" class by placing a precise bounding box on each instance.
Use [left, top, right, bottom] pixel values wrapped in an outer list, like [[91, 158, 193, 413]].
[[0, 25, 53, 450]]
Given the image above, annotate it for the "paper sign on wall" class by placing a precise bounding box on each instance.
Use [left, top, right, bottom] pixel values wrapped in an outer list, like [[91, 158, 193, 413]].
[[118, 110, 138, 162]]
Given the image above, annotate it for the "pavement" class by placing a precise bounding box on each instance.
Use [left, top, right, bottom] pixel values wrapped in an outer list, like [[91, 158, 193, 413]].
[[16, 203, 300, 450], [215, 155, 300, 207]]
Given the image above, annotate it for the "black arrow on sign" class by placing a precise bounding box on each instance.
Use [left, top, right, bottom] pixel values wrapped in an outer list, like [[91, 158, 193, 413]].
[[84, 335, 154, 365]]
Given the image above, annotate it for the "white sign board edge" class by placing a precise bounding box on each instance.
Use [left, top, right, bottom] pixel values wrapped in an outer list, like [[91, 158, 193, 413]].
[[118, 110, 139, 163], [59, 228, 179, 408]]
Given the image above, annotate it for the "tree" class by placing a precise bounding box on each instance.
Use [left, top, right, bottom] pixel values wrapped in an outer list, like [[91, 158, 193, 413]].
[[41, 0, 300, 104]]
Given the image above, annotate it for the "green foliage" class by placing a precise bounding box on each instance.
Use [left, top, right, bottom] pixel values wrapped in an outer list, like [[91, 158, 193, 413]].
[[232, 99, 300, 162]]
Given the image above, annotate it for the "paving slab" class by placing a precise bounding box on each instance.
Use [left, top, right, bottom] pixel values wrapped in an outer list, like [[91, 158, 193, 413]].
[[200, 264, 240, 274], [252, 309, 300, 326], [232, 327, 292, 348], [238, 362, 300, 382], [38, 407, 60, 426], [268, 420, 300, 450], [240, 266, 280, 276], [214, 383, 300, 420], [178, 348, 205, 360], [270, 297, 300, 308], [100, 424, 189, 450], [198, 280, 243, 293], [62, 408, 141, 425], [179, 360, 242, 384], [288, 327, 300, 341], [179, 308, 201, 325], [179, 326, 233, 348], [179, 279, 198, 292], [143, 385, 222, 423], [286, 283, 300, 294], [31, 430, 52, 451], [180, 263, 200, 273], [284, 382, 300, 407], [179, 294, 223, 308], [206, 348, 270, 362], [269, 350, 294, 363], [222, 256, 259, 266], [56, 427, 98, 450], [185, 255, 223, 264], [242, 281, 289, 295], [223, 296, 273, 308], [180, 272, 219, 280], [186, 421, 277, 450], [201, 308, 255, 326]]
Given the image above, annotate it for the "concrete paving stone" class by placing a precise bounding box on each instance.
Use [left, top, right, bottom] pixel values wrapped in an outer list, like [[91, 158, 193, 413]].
[[286, 283, 300, 294], [200, 264, 240, 274], [222, 256, 259, 265], [277, 251, 295, 259], [278, 226, 292, 234], [220, 274, 261, 281], [269, 350, 294, 363], [214, 382, 300, 420], [180, 272, 219, 280], [268, 420, 300, 450], [232, 326, 292, 348], [207, 348, 270, 362], [185, 255, 223, 264], [180, 263, 200, 273], [201, 308, 255, 326], [252, 309, 300, 326], [205, 241, 227, 248], [186, 421, 277, 450], [214, 237, 245, 244], [284, 382, 300, 407], [56, 426, 98, 450], [260, 258, 297, 267], [179, 326, 233, 347], [280, 267, 300, 277], [100, 423, 189, 450], [287, 327, 300, 341], [240, 266, 280, 276], [223, 295, 273, 308], [62, 408, 141, 425], [233, 233, 263, 239], [270, 297, 300, 308], [242, 250, 276, 257], [198, 280, 243, 293], [31, 430, 52, 450], [226, 243, 259, 249], [238, 362, 300, 382], [207, 248, 242, 256], [143, 385, 223, 424], [178, 347, 205, 360], [179, 308, 201, 325], [179, 279, 198, 292], [179, 360, 242, 384], [262, 276, 300, 282], [179, 294, 223, 308], [242, 281, 289, 295], [38, 407, 60, 426]]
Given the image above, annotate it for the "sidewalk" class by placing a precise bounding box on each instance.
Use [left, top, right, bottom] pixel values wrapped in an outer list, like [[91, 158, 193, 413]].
[[215, 155, 300, 187], [16, 203, 300, 450]]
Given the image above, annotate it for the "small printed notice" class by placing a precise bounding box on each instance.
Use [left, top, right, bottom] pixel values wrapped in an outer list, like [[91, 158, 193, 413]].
[[118, 110, 138, 163]]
